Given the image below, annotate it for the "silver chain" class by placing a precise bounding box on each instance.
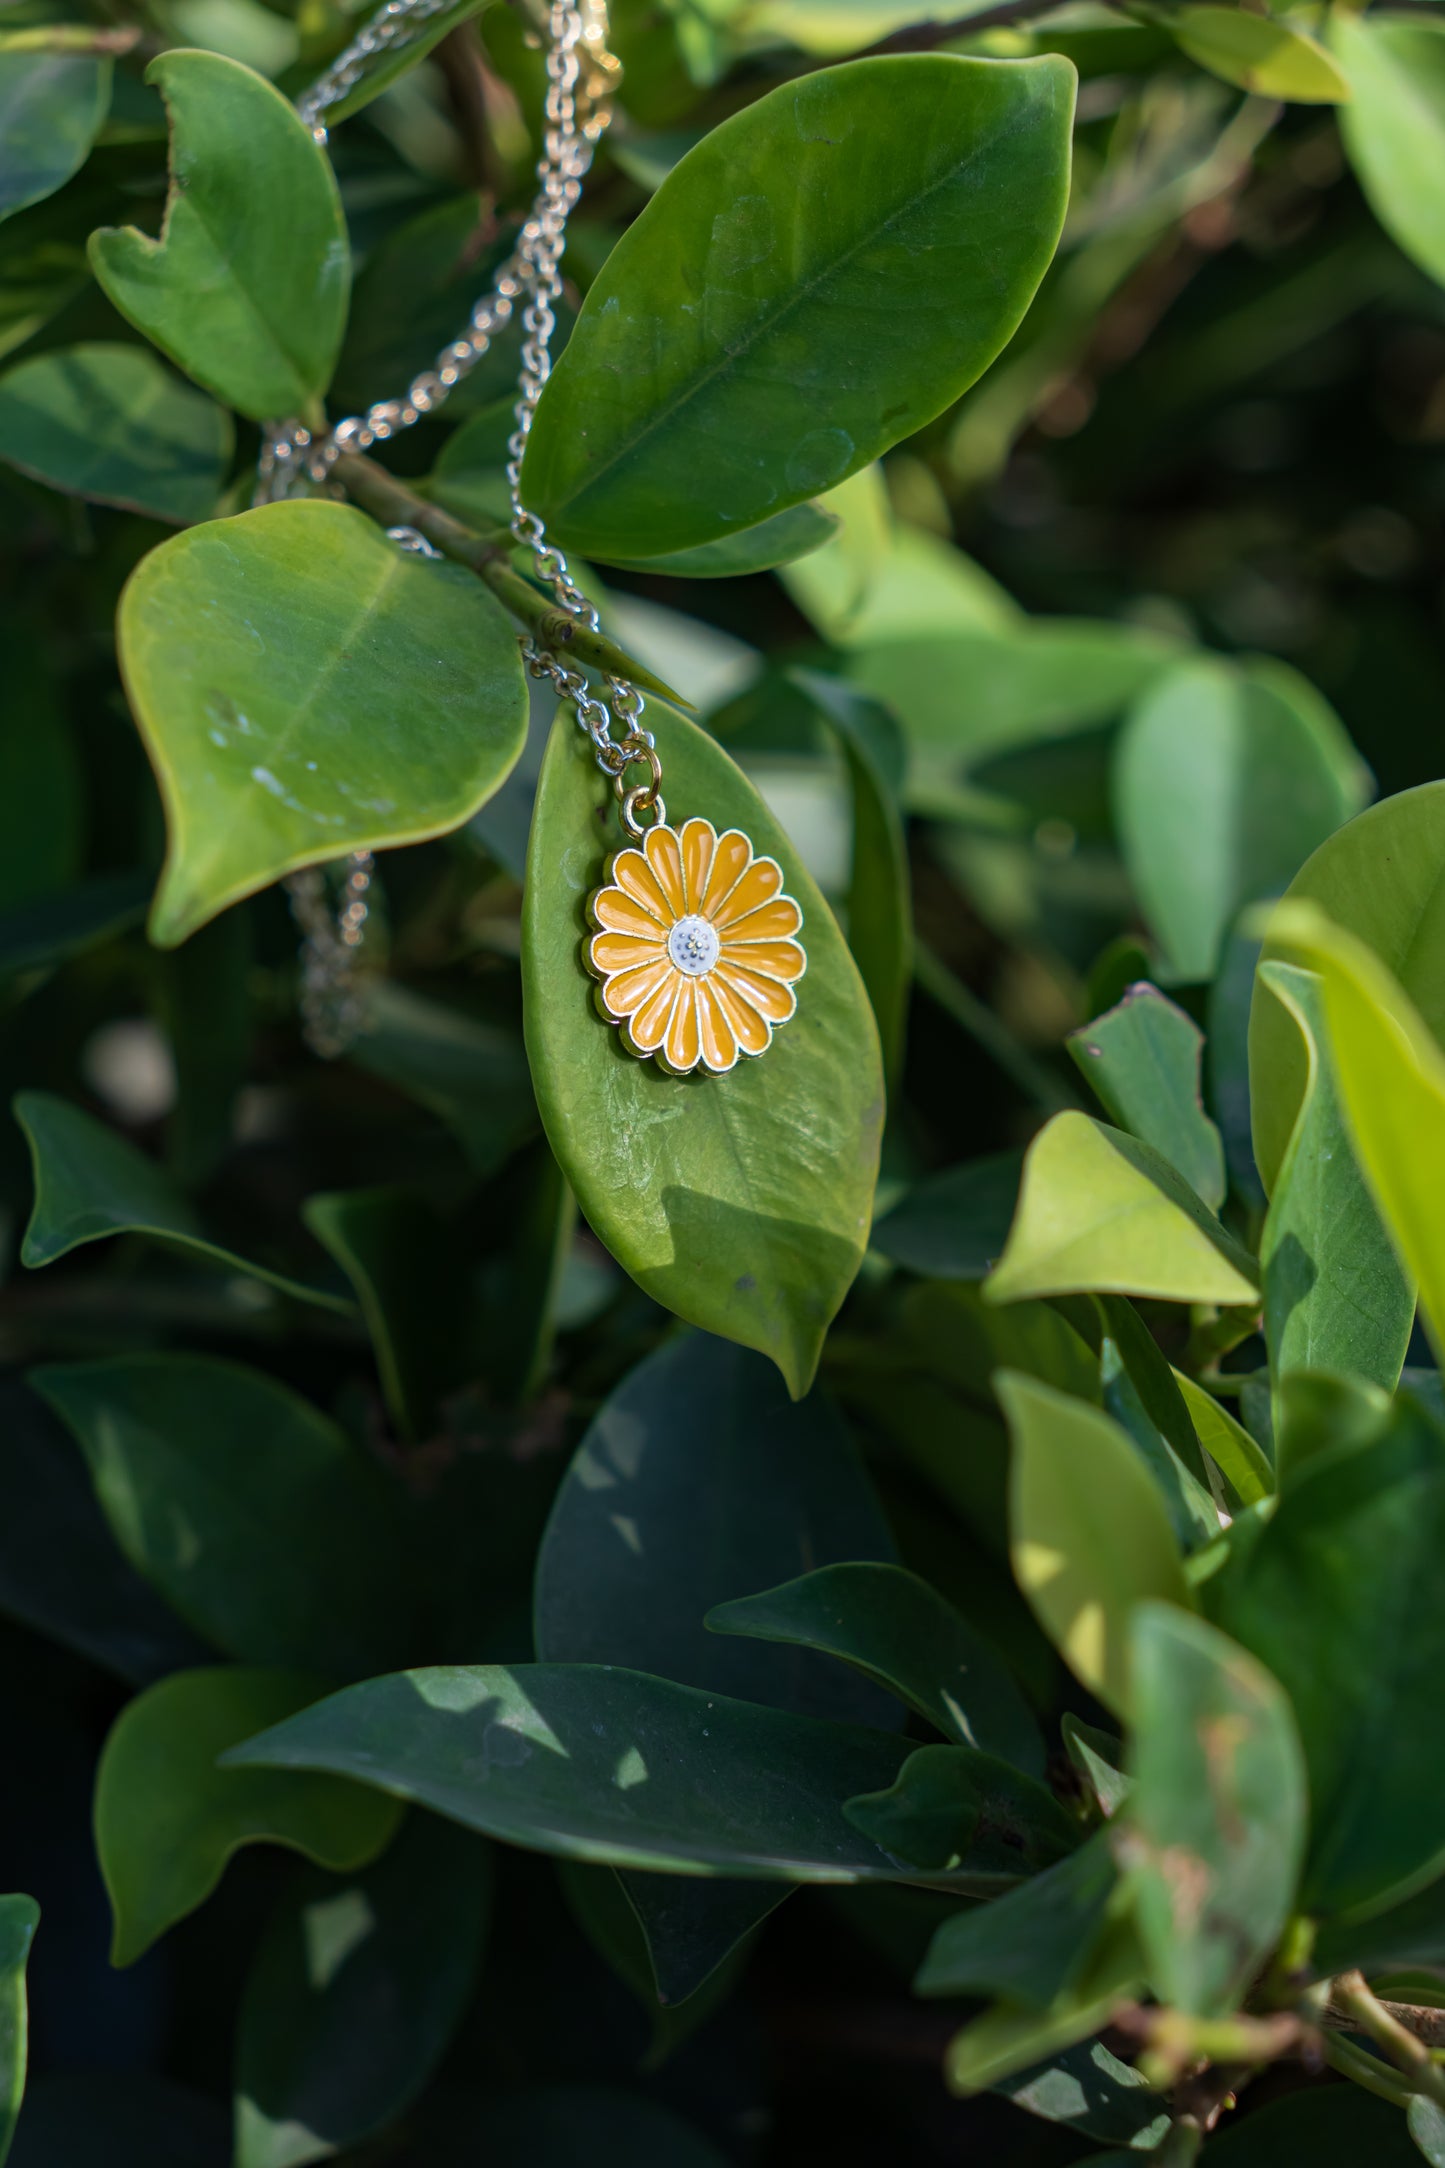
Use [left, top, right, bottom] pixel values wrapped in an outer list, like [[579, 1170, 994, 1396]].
[[265, 0, 666, 1054]]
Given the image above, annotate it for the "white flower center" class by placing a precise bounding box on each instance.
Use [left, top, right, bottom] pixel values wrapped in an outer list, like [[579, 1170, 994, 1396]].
[[667, 914, 720, 977]]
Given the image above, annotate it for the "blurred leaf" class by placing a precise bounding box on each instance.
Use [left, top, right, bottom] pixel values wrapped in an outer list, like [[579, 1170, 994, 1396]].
[[1120, 1605, 1305, 2016], [1113, 655, 1368, 984], [1063, 1716, 1128, 1820], [1000, 1371, 1192, 1717], [0, 872, 148, 985], [90, 53, 347, 418], [331, 194, 506, 416], [323, 0, 490, 121], [6, 2074, 228, 2168], [96, 1668, 403, 1967], [350, 981, 537, 1178], [522, 55, 1075, 556], [985, 1111, 1258, 1307], [32, 1354, 415, 1676], [1410, 2096, 1445, 2165], [844, 1743, 1078, 1878], [0, 344, 231, 522], [1258, 961, 1413, 1397], [708, 1560, 1043, 1773], [870, 1149, 1022, 1280], [522, 704, 883, 1399], [1275, 1369, 1390, 1492], [476, 1140, 575, 1407], [1206, 2085, 1424, 2165], [1250, 782, 1445, 1191], [1172, 1370, 1272, 1507], [914, 1829, 1116, 2003], [997, 2036, 1167, 2151], [1314, 1867, 1445, 1978], [119, 501, 528, 946], [0, 648, 82, 914], [0, 54, 110, 224], [156, 905, 251, 1188], [447, 2086, 730, 2167], [1067, 984, 1225, 1211], [15, 1090, 351, 1311], [1170, 7, 1349, 103], [303, 1188, 471, 1442], [1331, 9, 1445, 291], [775, 464, 894, 641], [556, 1859, 747, 2066], [0, 1895, 37, 2168], [234, 1816, 490, 2168], [600, 500, 839, 577], [1218, 1391, 1445, 1915], [943, 1919, 1143, 2095]]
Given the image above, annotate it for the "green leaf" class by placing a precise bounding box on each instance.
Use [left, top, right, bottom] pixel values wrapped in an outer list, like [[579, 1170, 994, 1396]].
[[1170, 6, 1350, 103], [234, 1816, 490, 2168], [556, 1859, 748, 2065], [997, 2037, 1167, 2152], [1257, 961, 1413, 1397], [1000, 1371, 1193, 1718], [302, 1189, 471, 1443], [31, 1353, 415, 1677], [118, 501, 528, 947], [331, 196, 508, 416], [1063, 1716, 1129, 1820], [1314, 1868, 1445, 1979], [15, 1089, 351, 1312], [0, 872, 148, 986], [1217, 1391, 1445, 1915], [1331, 10, 1445, 291], [870, 1149, 1022, 1280], [777, 464, 893, 644], [1249, 781, 1445, 1191], [845, 1743, 1078, 1879], [1275, 1369, 1390, 1492], [225, 1663, 954, 1882], [96, 1668, 404, 1966], [1172, 1370, 1273, 1508], [0, 344, 231, 523], [0, 1897, 38, 2168], [1119, 1605, 1305, 2017], [790, 670, 913, 1095], [321, 0, 489, 122], [985, 1111, 1258, 1308], [89, 52, 348, 419], [914, 1829, 1117, 2003], [521, 703, 883, 1399], [708, 1561, 1043, 1774], [348, 982, 537, 1179], [1410, 2097, 1445, 2167], [0, 53, 110, 224], [1068, 985, 1225, 1212], [521, 54, 1075, 557], [1094, 1299, 1219, 1548], [1113, 655, 1369, 984], [943, 1918, 1143, 2095], [599, 501, 840, 577]]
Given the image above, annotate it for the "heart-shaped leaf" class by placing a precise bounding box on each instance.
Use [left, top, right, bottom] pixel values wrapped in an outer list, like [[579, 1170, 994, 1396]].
[[521, 704, 884, 1397], [0, 344, 231, 524], [89, 51, 348, 420], [521, 54, 1075, 557], [0, 52, 110, 223], [118, 500, 529, 946]]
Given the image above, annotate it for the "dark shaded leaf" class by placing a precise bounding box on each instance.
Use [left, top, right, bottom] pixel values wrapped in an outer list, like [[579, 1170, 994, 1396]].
[[0, 344, 230, 522]]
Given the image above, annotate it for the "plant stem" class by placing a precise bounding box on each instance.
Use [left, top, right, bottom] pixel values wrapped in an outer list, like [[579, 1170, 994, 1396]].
[[1322, 2029, 1419, 2109], [332, 452, 689, 705], [1154, 2123, 1204, 2168], [0, 22, 141, 49], [1332, 1971, 1445, 2110]]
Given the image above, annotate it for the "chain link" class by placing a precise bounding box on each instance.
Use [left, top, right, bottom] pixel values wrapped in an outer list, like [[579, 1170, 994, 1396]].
[[267, 0, 661, 1053]]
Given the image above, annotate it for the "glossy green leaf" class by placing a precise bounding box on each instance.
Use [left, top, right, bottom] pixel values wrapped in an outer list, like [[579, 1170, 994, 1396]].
[[89, 52, 348, 419], [118, 501, 528, 947], [0, 344, 230, 523], [234, 1817, 490, 2168], [1250, 781, 1445, 1190], [1258, 961, 1413, 1396], [985, 1111, 1258, 1308], [522, 54, 1075, 557], [1119, 1605, 1305, 2017], [15, 1089, 351, 1312], [349, 982, 537, 1179], [1067, 984, 1225, 1212], [1000, 1371, 1193, 1717], [1331, 10, 1445, 291], [96, 1668, 404, 1966], [708, 1561, 1042, 1774], [0, 53, 109, 223], [0, 1896, 38, 2168], [1218, 1392, 1445, 1915], [1171, 7, 1350, 103], [943, 1919, 1143, 2095], [31, 1354, 415, 1677], [1172, 1370, 1273, 1508], [870, 1149, 1021, 1280], [302, 1188, 470, 1443], [556, 1859, 747, 2065], [600, 500, 839, 577], [914, 1829, 1116, 2003], [6, 2074, 228, 2168], [845, 1743, 1077, 1880], [522, 703, 883, 1398], [1113, 655, 1368, 984]]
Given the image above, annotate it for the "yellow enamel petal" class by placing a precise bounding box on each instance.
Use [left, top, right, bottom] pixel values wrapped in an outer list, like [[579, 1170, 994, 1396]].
[[710, 974, 772, 1057], [627, 970, 681, 1051], [680, 818, 717, 912], [665, 979, 701, 1072], [644, 824, 686, 918], [713, 855, 783, 929], [718, 936, 805, 983], [592, 886, 668, 940], [589, 929, 667, 977], [610, 849, 672, 924], [720, 897, 805, 948], [599, 955, 674, 1019], [696, 980, 739, 1073], [717, 960, 797, 1026], [699, 829, 754, 919]]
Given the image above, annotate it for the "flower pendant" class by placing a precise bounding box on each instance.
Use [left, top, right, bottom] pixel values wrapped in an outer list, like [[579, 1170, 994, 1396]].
[[586, 817, 806, 1075]]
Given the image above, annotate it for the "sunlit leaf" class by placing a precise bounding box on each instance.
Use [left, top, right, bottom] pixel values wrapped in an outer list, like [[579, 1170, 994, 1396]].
[[0, 1896, 38, 2168], [1170, 6, 1350, 103], [1331, 9, 1445, 291]]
